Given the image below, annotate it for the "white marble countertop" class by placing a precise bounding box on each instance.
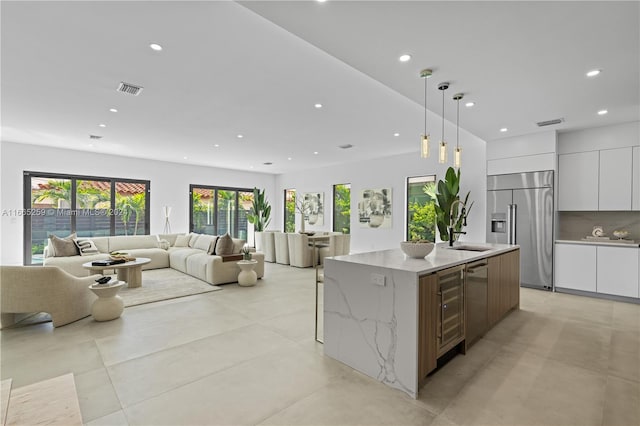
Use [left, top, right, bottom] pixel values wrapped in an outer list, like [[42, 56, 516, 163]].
[[330, 242, 519, 275], [555, 239, 639, 248]]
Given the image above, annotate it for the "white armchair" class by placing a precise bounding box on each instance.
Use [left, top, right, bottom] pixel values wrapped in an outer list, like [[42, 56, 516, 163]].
[[287, 233, 315, 268], [319, 234, 351, 265], [274, 232, 290, 265], [1, 266, 100, 328], [262, 231, 278, 263]]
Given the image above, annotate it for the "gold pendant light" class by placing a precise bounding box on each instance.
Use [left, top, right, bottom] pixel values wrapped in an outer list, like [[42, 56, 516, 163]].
[[419, 69, 432, 158], [437, 82, 449, 164], [453, 93, 464, 169]]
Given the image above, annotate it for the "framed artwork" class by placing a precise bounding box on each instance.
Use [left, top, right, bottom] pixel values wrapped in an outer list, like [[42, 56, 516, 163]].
[[303, 192, 324, 226], [358, 188, 392, 228]]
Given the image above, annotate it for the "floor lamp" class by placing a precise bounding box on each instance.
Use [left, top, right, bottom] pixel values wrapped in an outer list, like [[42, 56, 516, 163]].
[[163, 206, 172, 234]]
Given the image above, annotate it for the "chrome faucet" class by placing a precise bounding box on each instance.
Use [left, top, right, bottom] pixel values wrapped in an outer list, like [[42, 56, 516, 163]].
[[449, 199, 467, 247]]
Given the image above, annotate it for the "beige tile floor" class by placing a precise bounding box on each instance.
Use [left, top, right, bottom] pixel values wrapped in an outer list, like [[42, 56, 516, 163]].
[[1, 263, 639, 426]]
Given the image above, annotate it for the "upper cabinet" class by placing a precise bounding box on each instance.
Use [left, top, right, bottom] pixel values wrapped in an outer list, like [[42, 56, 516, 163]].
[[633, 146, 640, 211], [558, 151, 599, 211], [558, 147, 635, 211], [599, 147, 633, 210]]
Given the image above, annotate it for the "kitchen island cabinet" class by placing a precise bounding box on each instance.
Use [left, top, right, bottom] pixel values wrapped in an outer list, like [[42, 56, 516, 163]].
[[324, 243, 519, 398]]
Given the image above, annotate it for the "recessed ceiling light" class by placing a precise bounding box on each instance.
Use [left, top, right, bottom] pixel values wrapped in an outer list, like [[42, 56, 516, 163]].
[[313, 151, 319, 155], [287, 157, 292, 161], [500, 128, 508, 132], [465, 102, 475, 108], [597, 109, 608, 115], [393, 132, 400, 137], [98, 124, 106, 128], [183, 156, 188, 159], [249, 166, 254, 169], [398, 54, 411, 62], [236, 134, 244, 139], [149, 43, 163, 51], [314, 103, 323, 109], [586, 69, 601, 77], [317, 0, 327, 3], [88, 144, 94, 148], [214, 144, 220, 148], [109, 108, 118, 113]]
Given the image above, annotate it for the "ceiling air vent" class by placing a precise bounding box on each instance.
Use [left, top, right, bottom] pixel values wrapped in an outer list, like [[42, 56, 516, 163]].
[[536, 118, 564, 127], [116, 81, 144, 96], [263, 162, 273, 165], [338, 144, 354, 149], [89, 134, 103, 140]]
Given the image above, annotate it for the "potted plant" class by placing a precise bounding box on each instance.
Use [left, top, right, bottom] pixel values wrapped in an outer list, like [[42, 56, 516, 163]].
[[294, 196, 310, 233], [424, 167, 473, 242], [247, 187, 271, 250], [241, 244, 252, 261]]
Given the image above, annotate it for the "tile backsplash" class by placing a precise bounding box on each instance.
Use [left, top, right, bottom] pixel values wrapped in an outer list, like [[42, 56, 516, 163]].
[[558, 211, 640, 241]]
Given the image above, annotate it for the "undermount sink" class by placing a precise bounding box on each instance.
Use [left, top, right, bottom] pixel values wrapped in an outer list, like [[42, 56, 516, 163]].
[[448, 245, 491, 252]]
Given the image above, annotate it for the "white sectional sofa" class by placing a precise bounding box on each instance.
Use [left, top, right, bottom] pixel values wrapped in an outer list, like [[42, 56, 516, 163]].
[[43, 233, 264, 286]]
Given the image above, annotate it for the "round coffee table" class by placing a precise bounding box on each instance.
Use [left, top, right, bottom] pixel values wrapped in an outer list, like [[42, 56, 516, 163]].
[[89, 281, 125, 321], [237, 260, 258, 286], [82, 258, 151, 288]]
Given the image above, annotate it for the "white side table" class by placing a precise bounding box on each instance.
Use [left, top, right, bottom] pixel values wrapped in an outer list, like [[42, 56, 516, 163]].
[[89, 281, 125, 321], [237, 260, 258, 286]]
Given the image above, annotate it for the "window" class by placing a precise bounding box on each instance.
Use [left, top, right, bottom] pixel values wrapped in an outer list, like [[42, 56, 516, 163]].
[[189, 185, 254, 243], [24, 171, 150, 265], [284, 189, 296, 233], [407, 175, 437, 242], [333, 183, 351, 233]]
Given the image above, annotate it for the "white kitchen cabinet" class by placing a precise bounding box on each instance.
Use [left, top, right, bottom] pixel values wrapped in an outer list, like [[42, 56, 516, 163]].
[[599, 147, 633, 210], [554, 243, 597, 291], [633, 146, 640, 211], [558, 151, 599, 211], [596, 246, 639, 298]]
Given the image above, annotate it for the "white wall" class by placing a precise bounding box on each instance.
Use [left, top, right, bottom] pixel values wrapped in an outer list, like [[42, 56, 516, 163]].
[[274, 131, 487, 254], [486, 130, 557, 175], [0, 142, 276, 265]]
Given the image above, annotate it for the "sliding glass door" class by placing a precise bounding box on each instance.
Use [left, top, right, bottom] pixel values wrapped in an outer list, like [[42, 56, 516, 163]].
[[189, 185, 254, 242]]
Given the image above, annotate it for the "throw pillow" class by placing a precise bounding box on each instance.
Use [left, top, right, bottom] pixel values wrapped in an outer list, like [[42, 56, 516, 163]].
[[74, 238, 100, 256], [174, 234, 191, 247], [188, 233, 200, 248], [157, 239, 170, 250], [49, 233, 79, 257], [231, 238, 246, 254], [214, 233, 234, 255], [194, 234, 216, 252]]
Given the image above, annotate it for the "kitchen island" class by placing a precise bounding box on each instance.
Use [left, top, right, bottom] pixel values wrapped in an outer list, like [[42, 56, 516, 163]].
[[323, 243, 520, 398]]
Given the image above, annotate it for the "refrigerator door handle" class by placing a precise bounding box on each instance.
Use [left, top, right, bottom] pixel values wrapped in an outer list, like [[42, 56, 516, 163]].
[[507, 204, 517, 244]]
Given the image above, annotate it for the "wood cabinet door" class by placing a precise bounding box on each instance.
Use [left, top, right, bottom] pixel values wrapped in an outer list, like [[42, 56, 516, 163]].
[[505, 250, 520, 309], [418, 274, 438, 379], [487, 256, 501, 327]]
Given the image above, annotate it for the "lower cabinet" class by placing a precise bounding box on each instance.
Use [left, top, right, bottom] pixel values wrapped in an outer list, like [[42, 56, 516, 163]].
[[418, 249, 520, 381], [554, 244, 597, 292], [488, 250, 520, 328], [555, 243, 639, 299]]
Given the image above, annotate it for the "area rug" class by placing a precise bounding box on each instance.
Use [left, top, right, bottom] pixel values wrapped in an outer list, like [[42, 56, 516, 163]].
[[118, 269, 222, 307]]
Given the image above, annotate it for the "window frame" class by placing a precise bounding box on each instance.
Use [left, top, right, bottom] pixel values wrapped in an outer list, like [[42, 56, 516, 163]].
[[188, 184, 254, 238], [23, 170, 150, 265]]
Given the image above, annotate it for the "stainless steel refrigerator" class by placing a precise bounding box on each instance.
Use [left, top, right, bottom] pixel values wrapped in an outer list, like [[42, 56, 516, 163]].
[[486, 171, 554, 290]]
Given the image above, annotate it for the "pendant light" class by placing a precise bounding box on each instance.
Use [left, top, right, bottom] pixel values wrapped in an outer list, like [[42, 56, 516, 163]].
[[437, 82, 449, 164], [419, 69, 432, 158], [453, 93, 464, 169]]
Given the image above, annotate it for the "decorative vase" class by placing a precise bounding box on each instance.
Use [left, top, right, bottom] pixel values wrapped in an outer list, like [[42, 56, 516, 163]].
[[299, 218, 305, 233]]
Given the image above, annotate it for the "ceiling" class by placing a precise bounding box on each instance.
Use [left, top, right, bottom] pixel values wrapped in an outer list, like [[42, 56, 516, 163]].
[[2, 1, 638, 174]]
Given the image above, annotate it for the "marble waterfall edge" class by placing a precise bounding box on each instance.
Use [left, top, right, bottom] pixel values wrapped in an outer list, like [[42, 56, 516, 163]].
[[323, 259, 419, 397]]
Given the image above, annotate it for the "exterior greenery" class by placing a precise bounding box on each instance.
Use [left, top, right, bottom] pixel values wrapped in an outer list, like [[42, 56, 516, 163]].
[[284, 189, 296, 233], [333, 184, 351, 234], [424, 167, 473, 242], [408, 199, 436, 242]]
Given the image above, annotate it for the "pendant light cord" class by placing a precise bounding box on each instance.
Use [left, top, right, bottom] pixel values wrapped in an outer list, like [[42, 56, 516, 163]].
[[424, 77, 427, 135], [456, 97, 460, 149], [441, 86, 445, 140]]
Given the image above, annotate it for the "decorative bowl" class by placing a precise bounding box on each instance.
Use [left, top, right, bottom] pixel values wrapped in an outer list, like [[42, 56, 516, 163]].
[[400, 241, 434, 259], [613, 230, 629, 240]]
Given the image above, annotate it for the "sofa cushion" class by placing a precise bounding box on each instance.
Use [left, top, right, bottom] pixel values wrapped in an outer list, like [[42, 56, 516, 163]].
[[109, 235, 158, 252], [74, 238, 100, 256], [214, 234, 234, 255], [194, 234, 217, 253], [188, 233, 200, 248], [168, 247, 202, 273], [125, 248, 170, 269], [174, 234, 190, 247], [49, 233, 79, 257], [157, 239, 170, 250], [157, 234, 179, 246]]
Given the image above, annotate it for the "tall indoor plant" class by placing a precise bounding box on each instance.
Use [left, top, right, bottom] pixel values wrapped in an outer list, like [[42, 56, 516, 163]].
[[247, 187, 271, 249], [425, 167, 473, 242]]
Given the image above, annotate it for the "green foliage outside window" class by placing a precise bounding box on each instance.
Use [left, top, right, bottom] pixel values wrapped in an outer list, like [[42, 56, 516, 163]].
[[333, 184, 351, 234]]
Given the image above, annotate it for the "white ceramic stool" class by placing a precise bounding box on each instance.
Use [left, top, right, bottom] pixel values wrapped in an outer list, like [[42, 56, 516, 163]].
[[237, 260, 258, 286], [89, 281, 125, 321]]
